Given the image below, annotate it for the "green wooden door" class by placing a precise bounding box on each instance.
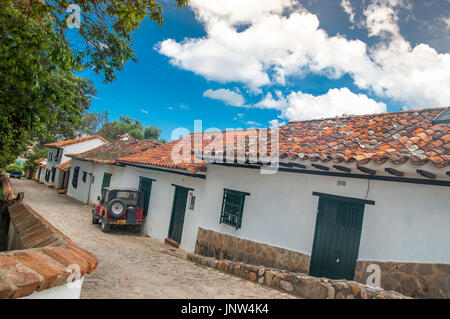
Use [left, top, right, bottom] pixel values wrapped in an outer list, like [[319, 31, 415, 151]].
[[168, 187, 189, 244], [138, 177, 153, 217], [309, 197, 365, 280]]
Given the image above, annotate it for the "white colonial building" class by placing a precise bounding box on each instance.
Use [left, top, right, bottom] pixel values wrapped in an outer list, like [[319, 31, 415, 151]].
[[111, 107, 449, 299], [43, 135, 108, 189], [65, 140, 159, 204], [65, 107, 449, 298]]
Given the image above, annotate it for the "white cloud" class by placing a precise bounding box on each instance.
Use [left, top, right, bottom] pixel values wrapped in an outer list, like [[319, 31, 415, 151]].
[[157, 0, 450, 108], [268, 119, 286, 127], [341, 0, 356, 26], [255, 88, 387, 121], [443, 16, 450, 29], [203, 88, 246, 106], [141, 109, 149, 114], [246, 120, 262, 127]]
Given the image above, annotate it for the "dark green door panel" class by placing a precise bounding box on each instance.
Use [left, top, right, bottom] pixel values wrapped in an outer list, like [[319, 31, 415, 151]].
[[138, 177, 153, 217], [168, 187, 189, 244], [309, 197, 365, 280]]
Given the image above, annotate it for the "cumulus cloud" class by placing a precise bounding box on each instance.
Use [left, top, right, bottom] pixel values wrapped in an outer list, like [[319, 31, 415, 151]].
[[141, 109, 149, 114], [157, 0, 450, 108], [203, 88, 246, 106], [255, 88, 387, 121]]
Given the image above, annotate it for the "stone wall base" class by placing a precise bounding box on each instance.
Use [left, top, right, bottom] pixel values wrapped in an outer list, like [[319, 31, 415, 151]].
[[355, 260, 450, 299], [188, 253, 408, 299], [194, 228, 310, 274]]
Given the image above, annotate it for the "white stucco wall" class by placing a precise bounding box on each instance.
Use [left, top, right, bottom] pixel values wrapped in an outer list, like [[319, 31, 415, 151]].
[[67, 159, 119, 205], [21, 277, 84, 299], [67, 159, 95, 204], [54, 168, 65, 189], [60, 138, 107, 164], [185, 164, 450, 265], [45, 138, 107, 187], [67, 160, 450, 265], [111, 166, 204, 248], [44, 148, 59, 186]]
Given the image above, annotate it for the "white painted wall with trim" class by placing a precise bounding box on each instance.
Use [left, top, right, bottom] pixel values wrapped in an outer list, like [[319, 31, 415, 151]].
[[184, 164, 450, 264]]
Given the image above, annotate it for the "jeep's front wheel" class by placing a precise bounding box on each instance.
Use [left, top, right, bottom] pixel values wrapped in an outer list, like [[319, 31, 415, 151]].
[[92, 210, 99, 224], [100, 218, 111, 233]]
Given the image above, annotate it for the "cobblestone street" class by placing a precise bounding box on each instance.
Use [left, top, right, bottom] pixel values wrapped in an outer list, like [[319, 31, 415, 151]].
[[11, 179, 295, 299]]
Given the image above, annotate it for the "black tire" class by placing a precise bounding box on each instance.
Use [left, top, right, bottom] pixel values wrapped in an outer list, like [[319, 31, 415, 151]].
[[107, 199, 126, 219], [130, 225, 142, 233], [92, 211, 99, 225], [100, 218, 111, 233]]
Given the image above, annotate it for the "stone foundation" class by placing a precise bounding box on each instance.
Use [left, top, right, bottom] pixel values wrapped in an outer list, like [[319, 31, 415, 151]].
[[194, 228, 310, 274], [188, 253, 408, 299], [355, 260, 450, 299]]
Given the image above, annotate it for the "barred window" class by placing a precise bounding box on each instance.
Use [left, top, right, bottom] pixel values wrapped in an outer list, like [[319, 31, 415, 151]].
[[72, 167, 80, 189], [82, 171, 87, 183], [51, 167, 56, 182], [220, 189, 250, 229]]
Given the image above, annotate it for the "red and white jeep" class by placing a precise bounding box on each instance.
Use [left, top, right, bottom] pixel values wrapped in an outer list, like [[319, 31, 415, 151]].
[[92, 187, 145, 233]]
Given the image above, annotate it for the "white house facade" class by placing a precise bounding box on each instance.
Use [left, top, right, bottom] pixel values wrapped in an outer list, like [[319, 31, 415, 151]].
[[43, 136, 108, 188], [66, 140, 159, 205], [114, 107, 449, 299]]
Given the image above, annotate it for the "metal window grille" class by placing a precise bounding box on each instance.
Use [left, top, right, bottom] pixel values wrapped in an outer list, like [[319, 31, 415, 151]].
[[72, 167, 80, 189], [220, 189, 248, 229]]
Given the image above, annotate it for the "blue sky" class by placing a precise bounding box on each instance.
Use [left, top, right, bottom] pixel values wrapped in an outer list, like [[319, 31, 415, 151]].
[[81, 0, 450, 141]]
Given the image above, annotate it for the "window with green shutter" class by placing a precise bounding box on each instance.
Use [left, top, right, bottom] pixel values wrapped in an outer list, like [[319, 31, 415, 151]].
[[220, 189, 250, 229], [102, 173, 112, 189], [72, 167, 80, 189]]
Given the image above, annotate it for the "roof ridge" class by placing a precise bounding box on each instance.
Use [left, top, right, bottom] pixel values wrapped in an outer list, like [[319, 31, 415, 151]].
[[286, 107, 448, 124]]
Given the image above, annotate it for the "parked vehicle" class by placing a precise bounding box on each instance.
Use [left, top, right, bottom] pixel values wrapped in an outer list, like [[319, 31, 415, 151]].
[[9, 170, 22, 179], [93, 187, 145, 233]]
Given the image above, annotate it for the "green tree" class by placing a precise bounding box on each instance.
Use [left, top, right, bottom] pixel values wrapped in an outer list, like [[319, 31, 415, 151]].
[[117, 115, 143, 135], [144, 126, 161, 140], [24, 144, 49, 171], [128, 128, 144, 140], [23, 0, 189, 82], [97, 122, 121, 141], [79, 111, 109, 136], [0, 1, 93, 168]]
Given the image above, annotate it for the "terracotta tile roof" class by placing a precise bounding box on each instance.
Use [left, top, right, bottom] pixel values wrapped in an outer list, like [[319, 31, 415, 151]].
[[44, 135, 108, 148], [117, 130, 269, 173], [118, 107, 449, 174], [67, 140, 159, 165], [117, 136, 207, 173], [278, 107, 449, 168], [33, 158, 45, 164], [55, 160, 71, 171], [40, 163, 47, 168], [0, 175, 98, 298]]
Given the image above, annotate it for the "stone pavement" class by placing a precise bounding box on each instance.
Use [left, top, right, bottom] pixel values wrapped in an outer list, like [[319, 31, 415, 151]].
[[11, 179, 296, 299]]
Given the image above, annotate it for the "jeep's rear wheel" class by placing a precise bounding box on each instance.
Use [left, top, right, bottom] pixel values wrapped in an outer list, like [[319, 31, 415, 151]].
[[130, 225, 142, 233], [101, 218, 111, 233]]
